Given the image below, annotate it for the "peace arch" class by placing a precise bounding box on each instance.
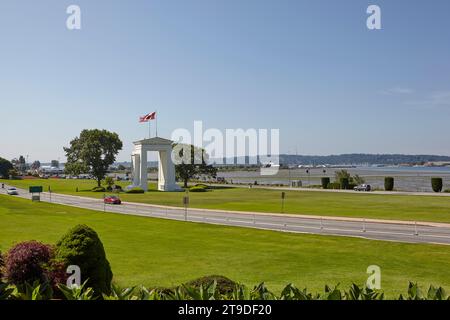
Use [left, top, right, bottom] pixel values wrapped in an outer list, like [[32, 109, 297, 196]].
[[130, 137, 181, 192]]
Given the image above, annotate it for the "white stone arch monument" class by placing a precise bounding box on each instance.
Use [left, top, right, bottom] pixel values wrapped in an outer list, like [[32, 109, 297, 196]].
[[130, 137, 181, 191]]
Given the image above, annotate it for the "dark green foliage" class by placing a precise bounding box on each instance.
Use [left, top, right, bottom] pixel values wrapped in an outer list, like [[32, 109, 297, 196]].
[[91, 186, 106, 192], [327, 182, 341, 190], [340, 178, 349, 190], [184, 275, 237, 295], [174, 144, 217, 188], [64, 129, 123, 187], [348, 183, 357, 190], [126, 187, 145, 194], [189, 186, 208, 192], [384, 177, 394, 191], [55, 225, 113, 295], [0, 157, 13, 179], [113, 185, 123, 192], [431, 178, 443, 193], [321, 177, 330, 189]]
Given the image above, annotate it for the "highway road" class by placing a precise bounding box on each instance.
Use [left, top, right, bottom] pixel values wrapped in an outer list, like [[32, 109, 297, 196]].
[[2, 185, 450, 245]]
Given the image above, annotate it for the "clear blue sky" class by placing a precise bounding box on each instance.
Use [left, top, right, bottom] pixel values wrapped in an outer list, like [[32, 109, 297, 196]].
[[1, 0, 449, 162]]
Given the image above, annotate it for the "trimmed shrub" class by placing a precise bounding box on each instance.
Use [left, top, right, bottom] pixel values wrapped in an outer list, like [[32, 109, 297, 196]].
[[185, 275, 237, 295], [112, 185, 123, 192], [340, 178, 349, 190], [348, 183, 357, 190], [384, 177, 394, 191], [4, 241, 53, 286], [189, 185, 208, 192], [126, 187, 145, 194], [431, 178, 443, 193], [91, 186, 106, 192], [321, 177, 330, 189], [327, 182, 341, 190], [55, 225, 113, 295], [194, 183, 209, 188]]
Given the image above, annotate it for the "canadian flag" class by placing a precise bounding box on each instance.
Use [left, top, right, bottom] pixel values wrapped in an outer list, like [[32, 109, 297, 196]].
[[139, 112, 156, 123]]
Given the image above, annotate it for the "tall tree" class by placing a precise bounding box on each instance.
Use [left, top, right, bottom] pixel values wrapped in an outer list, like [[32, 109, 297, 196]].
[[0, 157, 13, 178], [51, 160, 60, 168], [174, 144, 217, 188], [64, 129, 123, 187]]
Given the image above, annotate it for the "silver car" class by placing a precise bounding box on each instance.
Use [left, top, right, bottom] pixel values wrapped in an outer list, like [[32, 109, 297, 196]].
[[6, 187, 18, 195], [354, 184, 371, 192]]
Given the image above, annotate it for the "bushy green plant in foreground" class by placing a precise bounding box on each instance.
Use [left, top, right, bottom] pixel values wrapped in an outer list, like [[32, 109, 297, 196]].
[[55, 224, 113, 295], [0, 280, 449, 300]]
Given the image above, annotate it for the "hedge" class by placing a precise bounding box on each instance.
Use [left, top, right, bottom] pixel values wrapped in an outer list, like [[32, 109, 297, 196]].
[[431, 178, 443, 193], [384, 177, 394, 191]]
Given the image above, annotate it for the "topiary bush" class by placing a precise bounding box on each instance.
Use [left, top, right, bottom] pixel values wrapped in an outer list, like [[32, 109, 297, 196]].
[[321, 177, 330, 189], [91, 186, 106, 192], [126, 187, 145, 194], [189, 185, 208, 192], [340, 178, 349, 190], [431, 178, 443, 193], [4, 241, 53, 286], [55, 224, 113, 296], [384, 177, 394, 191], [184, 275, 237, 295]]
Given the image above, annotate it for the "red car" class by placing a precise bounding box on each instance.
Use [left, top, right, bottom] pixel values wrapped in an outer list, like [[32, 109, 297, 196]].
[[104, 195, 121, 205]]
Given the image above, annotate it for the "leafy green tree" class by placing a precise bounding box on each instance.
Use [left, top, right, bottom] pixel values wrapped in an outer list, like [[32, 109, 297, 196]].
[[64, 129, 123, 187], [51, 160, 59, 168], [335, 169, 351, 182], [7, 168, 18, 179], [335, 170, 365, 185], [174, 144, 217, 188], [0, 157, 13, 178]]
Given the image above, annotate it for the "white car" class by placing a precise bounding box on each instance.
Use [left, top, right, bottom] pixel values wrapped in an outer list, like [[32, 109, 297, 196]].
[[7, 187, 18, 195]]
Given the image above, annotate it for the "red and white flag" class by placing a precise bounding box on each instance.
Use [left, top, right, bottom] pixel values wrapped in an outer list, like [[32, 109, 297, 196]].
[[139, 112, 156, 123]]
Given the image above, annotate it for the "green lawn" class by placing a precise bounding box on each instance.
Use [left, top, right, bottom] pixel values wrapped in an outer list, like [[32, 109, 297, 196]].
[[2, 178, 450, 223], [1, 194, 450, 297]]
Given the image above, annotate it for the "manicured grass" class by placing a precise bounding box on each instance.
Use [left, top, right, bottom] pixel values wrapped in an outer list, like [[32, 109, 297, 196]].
[[2, 178, 450, 223], [1, 194, 450, 297]]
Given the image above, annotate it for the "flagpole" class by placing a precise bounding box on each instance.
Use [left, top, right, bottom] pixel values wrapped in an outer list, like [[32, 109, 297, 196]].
[[148, 120, 151, 139], [156, 110, 158, 137]]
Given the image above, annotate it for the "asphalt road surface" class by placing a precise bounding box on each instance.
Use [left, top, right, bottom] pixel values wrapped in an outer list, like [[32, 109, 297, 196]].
[[2, 185, 450, 245]]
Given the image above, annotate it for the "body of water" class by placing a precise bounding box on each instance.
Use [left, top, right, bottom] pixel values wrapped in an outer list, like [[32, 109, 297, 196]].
[[216, 166, 450, 192]]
